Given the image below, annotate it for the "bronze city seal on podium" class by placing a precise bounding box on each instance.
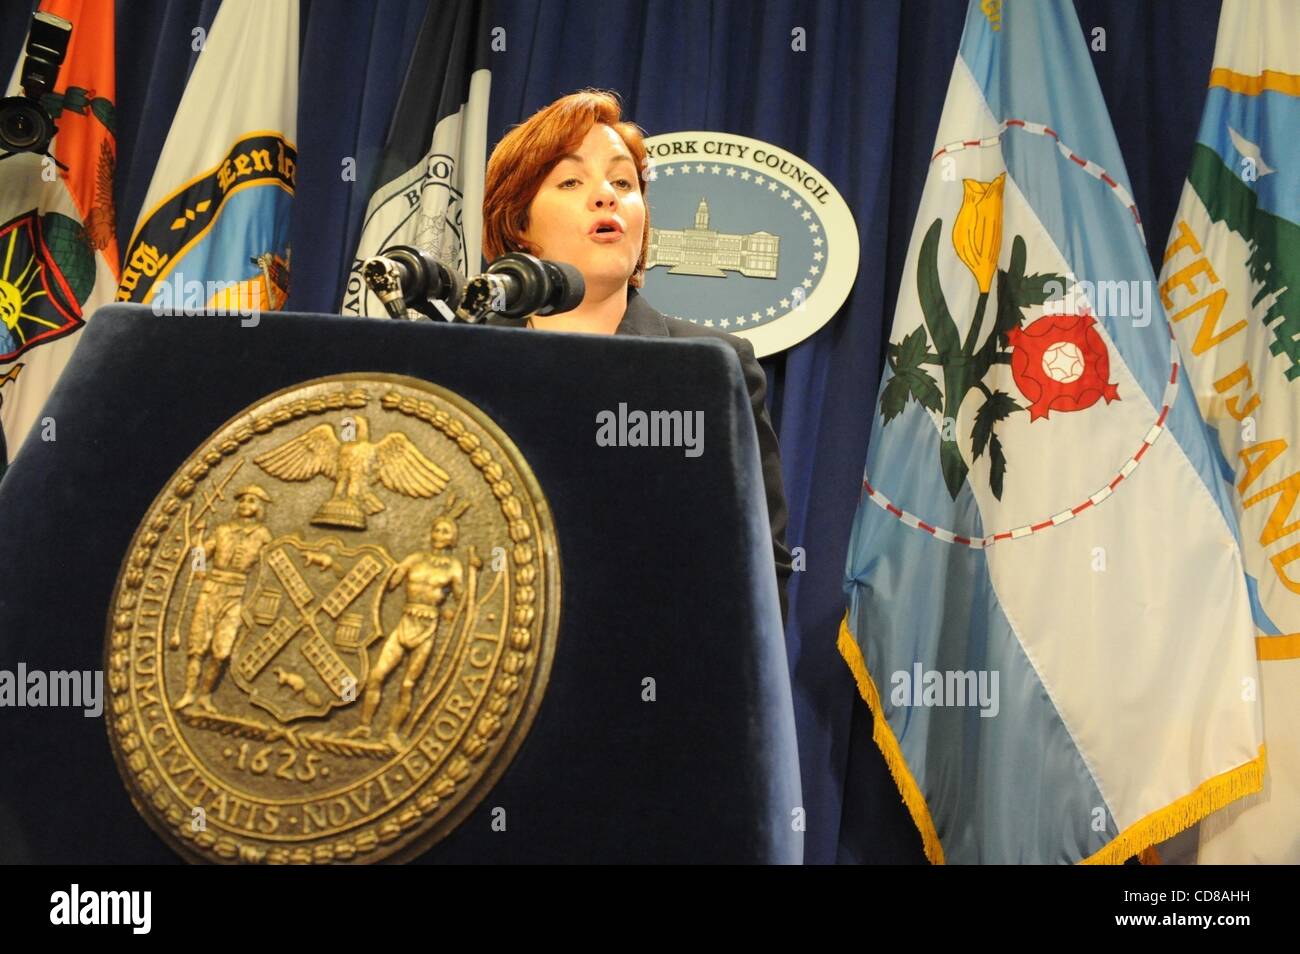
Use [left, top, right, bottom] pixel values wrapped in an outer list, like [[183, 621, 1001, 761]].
[[103, 373, 560, 863]]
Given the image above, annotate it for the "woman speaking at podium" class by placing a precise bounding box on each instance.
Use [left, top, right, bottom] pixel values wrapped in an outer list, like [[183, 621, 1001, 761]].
[[482, 89, 792, 621]]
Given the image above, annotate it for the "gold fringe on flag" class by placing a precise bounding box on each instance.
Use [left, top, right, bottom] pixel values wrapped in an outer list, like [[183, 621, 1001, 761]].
[[837, 613, 1267, 866], [1083, 746, 1266, 865], [837, 617, 945, 864]]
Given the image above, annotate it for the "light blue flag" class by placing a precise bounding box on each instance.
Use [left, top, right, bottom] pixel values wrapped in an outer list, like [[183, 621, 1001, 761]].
[[840, 0, 1264, 865]]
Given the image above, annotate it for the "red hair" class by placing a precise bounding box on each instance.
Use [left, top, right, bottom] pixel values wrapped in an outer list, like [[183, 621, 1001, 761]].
[[483, 89, 650, 288]]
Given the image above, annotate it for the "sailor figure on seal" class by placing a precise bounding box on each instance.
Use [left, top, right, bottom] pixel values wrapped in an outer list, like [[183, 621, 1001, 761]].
[[172, 484, 273, 712]]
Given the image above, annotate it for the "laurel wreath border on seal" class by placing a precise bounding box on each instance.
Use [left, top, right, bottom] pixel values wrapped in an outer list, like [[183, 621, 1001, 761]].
[[104, 374, 560, 864]]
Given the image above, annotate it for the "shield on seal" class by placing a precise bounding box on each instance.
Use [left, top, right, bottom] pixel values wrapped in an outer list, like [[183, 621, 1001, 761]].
[[232, 534, 393, 722]]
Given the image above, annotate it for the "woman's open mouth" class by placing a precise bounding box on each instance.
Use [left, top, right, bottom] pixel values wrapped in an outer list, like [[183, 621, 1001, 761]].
[[589, 218, 625, 243]]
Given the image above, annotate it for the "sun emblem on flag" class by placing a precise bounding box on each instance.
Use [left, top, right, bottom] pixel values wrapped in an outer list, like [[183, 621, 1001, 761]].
[[879, 173, 1119, 500], [0, 211, 95, 364]]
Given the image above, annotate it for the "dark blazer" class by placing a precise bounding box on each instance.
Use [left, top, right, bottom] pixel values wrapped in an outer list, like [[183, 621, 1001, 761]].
[[487, 288, 792, 622]]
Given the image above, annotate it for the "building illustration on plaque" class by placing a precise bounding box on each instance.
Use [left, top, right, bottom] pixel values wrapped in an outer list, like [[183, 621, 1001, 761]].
[[647, 198, 780, 278]]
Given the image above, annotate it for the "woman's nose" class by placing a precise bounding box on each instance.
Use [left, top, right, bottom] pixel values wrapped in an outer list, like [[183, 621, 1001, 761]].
[[590, 182, 618, 208]]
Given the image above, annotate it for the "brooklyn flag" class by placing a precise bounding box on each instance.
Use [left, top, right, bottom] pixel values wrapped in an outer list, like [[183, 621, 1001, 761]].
[[0, 0, 118, 469], [1159, 0, 1300, 864], [341, 0, 491, 316], [840, 0, 1264, 863]]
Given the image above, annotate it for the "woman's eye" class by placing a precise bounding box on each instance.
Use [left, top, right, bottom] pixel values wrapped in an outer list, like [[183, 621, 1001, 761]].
[[558, 178, 579, 188], [614, 178, 634, 190]]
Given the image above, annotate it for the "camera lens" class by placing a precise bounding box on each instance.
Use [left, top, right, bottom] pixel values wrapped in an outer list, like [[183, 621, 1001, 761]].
[[0, 100, 46, 151]]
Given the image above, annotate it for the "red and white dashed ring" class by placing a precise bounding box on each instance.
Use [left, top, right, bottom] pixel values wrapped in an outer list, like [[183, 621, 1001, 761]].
[[863, 119, 1181, 549], [931, 118, 1145, 241]]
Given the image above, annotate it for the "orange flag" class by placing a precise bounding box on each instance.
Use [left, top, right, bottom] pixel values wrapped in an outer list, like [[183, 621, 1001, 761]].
[[0, 0, 118, 467]]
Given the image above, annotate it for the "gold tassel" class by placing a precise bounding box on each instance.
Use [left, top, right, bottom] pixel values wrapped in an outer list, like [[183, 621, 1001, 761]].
[[837, 617, 945, 864]]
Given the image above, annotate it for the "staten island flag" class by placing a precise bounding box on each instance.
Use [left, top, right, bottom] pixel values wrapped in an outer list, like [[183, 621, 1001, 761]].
[[1159, 0, 1300, 864], [840, 0, 1265, 864], [117, 0, 298, 315], [0, 0, 118, 470]]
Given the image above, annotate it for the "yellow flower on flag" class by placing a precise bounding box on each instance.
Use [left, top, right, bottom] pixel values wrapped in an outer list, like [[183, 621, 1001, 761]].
[[952, 173, 1005, 294]]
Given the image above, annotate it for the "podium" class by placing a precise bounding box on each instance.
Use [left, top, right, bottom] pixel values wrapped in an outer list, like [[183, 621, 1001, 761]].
[[0, 306, 800, 864]]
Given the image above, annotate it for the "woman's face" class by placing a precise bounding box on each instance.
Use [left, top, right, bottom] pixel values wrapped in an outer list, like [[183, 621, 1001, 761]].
[[522, 123, 645, 298]]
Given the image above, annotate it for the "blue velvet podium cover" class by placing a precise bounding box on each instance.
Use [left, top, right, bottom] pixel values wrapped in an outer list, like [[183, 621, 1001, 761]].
[[0, 306, 800, 864]]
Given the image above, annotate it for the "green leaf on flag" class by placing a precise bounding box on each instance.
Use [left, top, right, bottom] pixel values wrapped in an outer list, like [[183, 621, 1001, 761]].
[[880, 365, 944, 424], [1015, 272, 1070, 309], [971, 390, 1020, 460], [989, 431, 1007, 500], [896, 326, 930, 371], [900, 367, 943, 414], [880, 374, 910, 424]]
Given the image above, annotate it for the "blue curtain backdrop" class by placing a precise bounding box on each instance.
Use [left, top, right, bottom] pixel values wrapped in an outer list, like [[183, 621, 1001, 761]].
[[0, 0, 1222, 862]]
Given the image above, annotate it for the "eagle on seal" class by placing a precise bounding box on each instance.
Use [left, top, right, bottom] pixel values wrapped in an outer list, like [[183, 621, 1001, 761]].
[[253, 414, 450, 528]]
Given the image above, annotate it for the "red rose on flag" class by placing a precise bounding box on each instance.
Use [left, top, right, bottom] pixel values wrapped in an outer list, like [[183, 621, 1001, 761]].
[[1007, 313, 1119, 421]]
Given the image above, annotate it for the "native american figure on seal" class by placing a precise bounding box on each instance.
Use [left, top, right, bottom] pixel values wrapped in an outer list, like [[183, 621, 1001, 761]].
[[349, 495, 482, 749], [170, 485, 274, 712]]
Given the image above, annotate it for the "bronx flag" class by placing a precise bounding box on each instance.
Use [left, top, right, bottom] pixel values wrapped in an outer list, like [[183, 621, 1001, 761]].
[[117, 0, 298, 315], [0, 0, 118, 471], [1158, 0, 1300, 864], [840, 0, 1264, 864], [341, 0, 491, 317]]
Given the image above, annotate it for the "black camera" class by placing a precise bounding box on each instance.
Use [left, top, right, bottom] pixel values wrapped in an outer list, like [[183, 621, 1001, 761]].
[[0, 12, 73, 158]]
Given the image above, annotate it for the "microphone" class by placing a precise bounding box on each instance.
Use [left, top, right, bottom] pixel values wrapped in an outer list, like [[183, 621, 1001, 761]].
[[361, 246, 466, 320], [456, 252, 585, 323]]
